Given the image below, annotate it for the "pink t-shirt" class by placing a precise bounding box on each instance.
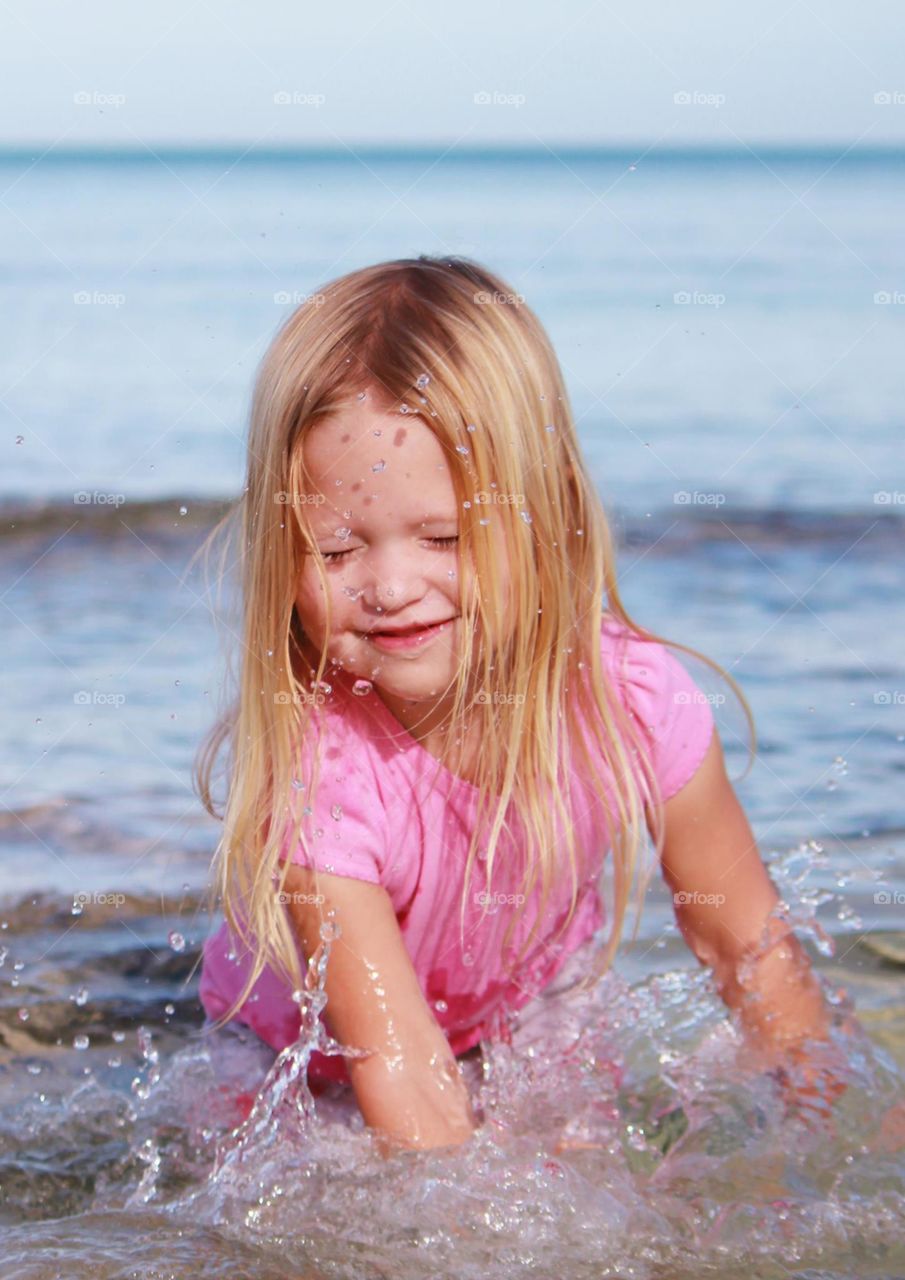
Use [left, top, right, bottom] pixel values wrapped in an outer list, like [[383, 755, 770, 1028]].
[[199, 615, 715, 1084]]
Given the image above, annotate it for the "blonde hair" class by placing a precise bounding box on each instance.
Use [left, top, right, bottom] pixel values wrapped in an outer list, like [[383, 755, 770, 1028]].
[[189, 254, 756, 1030]]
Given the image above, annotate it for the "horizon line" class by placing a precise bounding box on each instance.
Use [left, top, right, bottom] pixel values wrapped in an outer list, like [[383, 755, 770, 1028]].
[[0, 138, 902, 162]]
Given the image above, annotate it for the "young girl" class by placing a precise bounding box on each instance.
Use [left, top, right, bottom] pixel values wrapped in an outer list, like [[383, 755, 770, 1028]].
[[194, 254, 850, 1155]]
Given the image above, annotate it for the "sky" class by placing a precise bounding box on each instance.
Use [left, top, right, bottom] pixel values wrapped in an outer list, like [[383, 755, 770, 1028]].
[[0, 0, 903, 149]]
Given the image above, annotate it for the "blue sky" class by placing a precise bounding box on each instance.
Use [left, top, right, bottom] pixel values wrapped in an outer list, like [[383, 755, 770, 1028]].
[[0, 0, 902, 147]]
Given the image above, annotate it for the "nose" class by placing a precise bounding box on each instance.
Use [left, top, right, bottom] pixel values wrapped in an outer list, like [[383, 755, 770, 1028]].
[[356, 542, 428, 614]]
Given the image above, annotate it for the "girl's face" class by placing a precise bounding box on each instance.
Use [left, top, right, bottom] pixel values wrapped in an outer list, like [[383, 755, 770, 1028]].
[[295, 393, 477, 729]]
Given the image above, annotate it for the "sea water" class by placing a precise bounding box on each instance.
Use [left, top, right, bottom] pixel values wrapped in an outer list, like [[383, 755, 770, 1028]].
[[2, 144, 905, 1275]]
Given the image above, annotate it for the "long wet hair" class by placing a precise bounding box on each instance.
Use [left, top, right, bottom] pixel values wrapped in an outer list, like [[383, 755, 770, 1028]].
[[190, 254, 756, 1029]]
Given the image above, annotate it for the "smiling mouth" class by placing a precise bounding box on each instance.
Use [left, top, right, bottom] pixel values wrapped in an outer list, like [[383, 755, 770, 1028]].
[[364, 617, 456, 638]]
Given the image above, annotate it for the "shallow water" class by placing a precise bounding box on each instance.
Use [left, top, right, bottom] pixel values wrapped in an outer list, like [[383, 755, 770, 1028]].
[[2, 843, 905, 1279]]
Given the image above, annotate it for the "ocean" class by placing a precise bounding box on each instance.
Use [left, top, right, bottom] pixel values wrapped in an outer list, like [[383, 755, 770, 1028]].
[[1, 145, 904, 1277]]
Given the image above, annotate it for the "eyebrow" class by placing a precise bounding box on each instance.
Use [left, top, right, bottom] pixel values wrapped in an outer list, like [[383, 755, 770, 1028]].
[[313, 513, 459, 536]]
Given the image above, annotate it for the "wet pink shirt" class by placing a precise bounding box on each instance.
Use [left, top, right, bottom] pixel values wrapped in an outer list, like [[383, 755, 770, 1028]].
[[199, 616, 715, 1084]]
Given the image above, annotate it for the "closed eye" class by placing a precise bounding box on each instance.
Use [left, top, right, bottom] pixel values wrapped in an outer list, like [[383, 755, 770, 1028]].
[[321, 535, 458, 564]]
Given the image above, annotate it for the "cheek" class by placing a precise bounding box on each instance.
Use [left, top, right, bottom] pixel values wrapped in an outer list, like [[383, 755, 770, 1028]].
[[295, 569, 331, 639]]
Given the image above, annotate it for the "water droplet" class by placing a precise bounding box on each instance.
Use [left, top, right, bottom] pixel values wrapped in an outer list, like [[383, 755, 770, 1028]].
[[291, 778, 306, 791], [15, 435, 24, 445], [315, 681, 332, 694], [576, 528, 583, 536], [463, 500, 471, 509], [833, 756, 848, 775], [416, 373, 430, 389], [479, 518, 489, 526], [73, 1034, 90, 1051], [462, 951, 475, 967], [434, 998, 448, 1013], [17, 1008, 28, 1022], [164, 1002, 175, 1016], [168, 931, 186, 953], [357, 391, 367, 400], [71, 898, 83, 916], [455, 444, 470, 456], [342, 509, 352, 519], [330, 804, 343, 820], [544, 423, 555, 433], [334, 527, 351, 541], [179, 505, 187, 516], [372, 429, 382, 437], [352, 679, 373, 696], [466, 423, 477, 433], [320, 920, 341, 943], [74, 986, 89, 1006], [371, 460, 386, 473], [519, 510, 533, 525]]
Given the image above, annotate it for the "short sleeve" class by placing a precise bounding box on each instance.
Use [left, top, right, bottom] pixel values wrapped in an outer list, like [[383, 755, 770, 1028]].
[[276, 733, 388, 886], [604, 623, 716, 803]]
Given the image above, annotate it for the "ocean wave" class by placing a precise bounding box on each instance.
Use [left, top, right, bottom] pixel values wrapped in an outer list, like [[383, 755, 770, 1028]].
[[1, 494, 902, 549]]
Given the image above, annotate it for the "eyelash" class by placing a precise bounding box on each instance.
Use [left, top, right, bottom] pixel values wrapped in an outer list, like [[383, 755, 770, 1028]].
[[321, 535, 458, 564]]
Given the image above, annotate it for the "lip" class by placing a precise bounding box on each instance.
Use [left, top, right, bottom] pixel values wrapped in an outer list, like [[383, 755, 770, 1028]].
[[363, 617, 456, 652]]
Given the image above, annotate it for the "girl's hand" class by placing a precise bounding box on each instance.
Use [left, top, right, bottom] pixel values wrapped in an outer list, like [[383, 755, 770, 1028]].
[[763, 1039, 850, 1133]]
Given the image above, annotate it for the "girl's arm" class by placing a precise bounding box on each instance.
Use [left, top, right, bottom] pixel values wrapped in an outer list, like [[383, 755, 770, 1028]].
[[281, 863, 478, 1155], [653, 729, 842, 1057]]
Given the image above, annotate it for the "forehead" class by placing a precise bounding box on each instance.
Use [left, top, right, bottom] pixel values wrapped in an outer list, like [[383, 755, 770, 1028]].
[[302, 400, 457, 521]]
